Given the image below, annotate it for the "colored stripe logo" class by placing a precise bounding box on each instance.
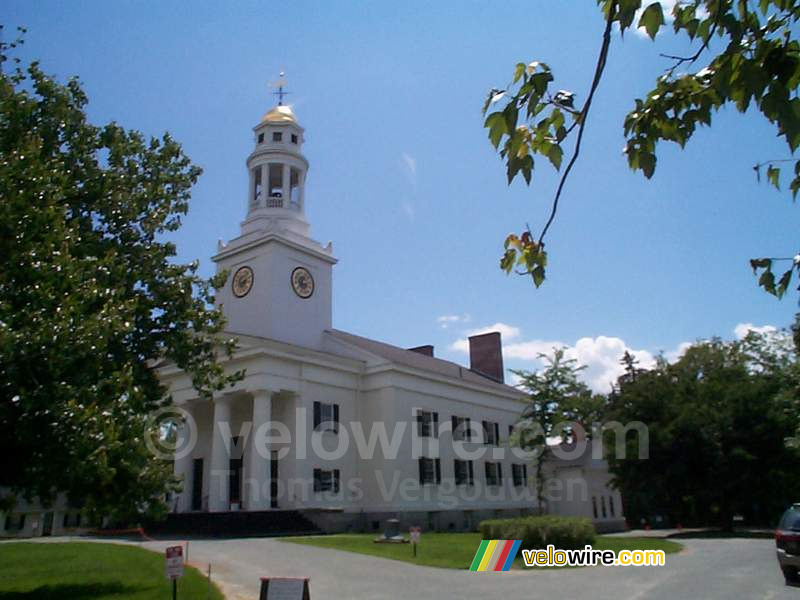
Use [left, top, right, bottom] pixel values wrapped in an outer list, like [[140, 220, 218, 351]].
[[469, 540, 521, 571]]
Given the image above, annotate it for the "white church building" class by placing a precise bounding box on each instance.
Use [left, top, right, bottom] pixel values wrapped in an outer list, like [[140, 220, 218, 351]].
[[155, 98, 625, 535], [0, 97, 624, 538]]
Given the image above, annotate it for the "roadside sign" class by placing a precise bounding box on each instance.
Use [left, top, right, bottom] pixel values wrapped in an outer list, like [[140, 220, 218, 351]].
[[410, 527, 421, 543], [259, 576, 311, 600], [165, 545, 184, 580]]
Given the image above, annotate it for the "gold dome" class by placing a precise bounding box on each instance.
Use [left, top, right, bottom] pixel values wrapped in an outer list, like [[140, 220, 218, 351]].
[[262, 104, 297, 124]]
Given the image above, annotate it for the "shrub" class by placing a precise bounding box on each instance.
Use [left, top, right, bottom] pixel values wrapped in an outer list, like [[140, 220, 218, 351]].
[[479, 515, 596, 550]]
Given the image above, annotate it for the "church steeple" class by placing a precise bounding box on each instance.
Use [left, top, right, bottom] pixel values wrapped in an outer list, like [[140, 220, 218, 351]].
[[213, 81, 335, 350], [242, 76, 309, 237]]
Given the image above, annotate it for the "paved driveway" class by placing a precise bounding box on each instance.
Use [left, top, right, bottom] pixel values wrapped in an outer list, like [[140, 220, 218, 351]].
[[111, 536, 794, 600]]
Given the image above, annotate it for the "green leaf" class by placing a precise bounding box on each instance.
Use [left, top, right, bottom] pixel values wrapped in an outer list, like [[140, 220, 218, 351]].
[[638, 3, 665, 40], [750, 258, 772, 273], [484, 112, 507, 149], [513, 62, 526, 83], [639, 152, 656, 178], [758, 269, 776, 295], [776, 269, 792, 298], [531, 265, 546, 288], [547, 144, 563, 170], [767, 165, 781, 190]]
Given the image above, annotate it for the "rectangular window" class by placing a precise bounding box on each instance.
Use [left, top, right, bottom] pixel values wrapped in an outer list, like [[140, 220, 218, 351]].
[[272, 131, 283, 142], [313, 401, 339, 433], [454, 459, 474, 486], [482, 421, 500, 445], [592, 496, 598, 519], [484, 462, 502, 486], [268, 163, 283, 204], [601, 496, 607, 519], [610, 496, 616, 517], [291, 133, 298, 144], [258, 132, 264, 143], [313, 468, 340, 493], [416, 410, 438, 438], [451, 416, 472, 442], [290, 167, 301, 208], [418, 457, 441, 485], [512, 464, 528, 487], [252, 167, 262, 208]]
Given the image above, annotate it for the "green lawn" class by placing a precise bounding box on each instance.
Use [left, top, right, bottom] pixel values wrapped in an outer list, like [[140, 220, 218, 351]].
[[0, 542, 224, 599], [282, 533, 683, 570]]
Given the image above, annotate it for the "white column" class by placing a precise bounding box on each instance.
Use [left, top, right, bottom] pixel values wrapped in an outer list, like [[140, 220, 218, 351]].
[[248, 167, 255, 211], [260, 164, 267, 207], [246, 390, 272, 510], [173, 403, 195, 513], [208, 395, 232, 512]]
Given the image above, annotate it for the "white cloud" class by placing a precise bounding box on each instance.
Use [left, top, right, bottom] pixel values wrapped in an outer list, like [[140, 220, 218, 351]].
[[664, 341, 692, 363], [564, 336, 656, 392], [437, 313, 471, 329], [450, 324, 657, 392], [733, 322, 778, 340]]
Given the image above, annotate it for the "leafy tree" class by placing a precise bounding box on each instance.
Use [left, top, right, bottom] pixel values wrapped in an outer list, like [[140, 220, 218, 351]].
[[511, 348, 598, 510], [605, 329, 800, 528], [0, 34, 241, 523], [484, 1, 800, 296]]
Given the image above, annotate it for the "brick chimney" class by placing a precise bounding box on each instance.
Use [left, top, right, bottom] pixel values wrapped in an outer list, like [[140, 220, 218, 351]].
[[468, 331, 504, 383], [407, 345, 434, 357]]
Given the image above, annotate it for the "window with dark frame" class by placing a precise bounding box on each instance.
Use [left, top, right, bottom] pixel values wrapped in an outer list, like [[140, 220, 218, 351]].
[[592, 496, 598, 518], [418, 457, 441, 485], [272, 131, 283, 142], [258, 132, 264, 143], [484, 462, 502, 486], [451, 415, 472, 442], [601, 496, 607, 518], [610, 496, 616, 517], [512, 463, 528, 487], [268, 163, 283, 199], [291, 133, 298, 144], [313, 401, 340, 433], [416, 410, 438, 438], [313, 468, 341, 493], [454, 459, 474, 485], [482, 420, 500, 445]]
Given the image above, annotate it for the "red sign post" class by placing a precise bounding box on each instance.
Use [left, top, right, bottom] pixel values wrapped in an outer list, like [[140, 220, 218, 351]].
[[165, 545, 184, 600], [410, 527, 422, 557]]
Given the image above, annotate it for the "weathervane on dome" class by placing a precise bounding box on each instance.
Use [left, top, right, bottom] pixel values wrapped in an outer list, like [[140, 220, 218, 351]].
[[269, 71, 290, 106]]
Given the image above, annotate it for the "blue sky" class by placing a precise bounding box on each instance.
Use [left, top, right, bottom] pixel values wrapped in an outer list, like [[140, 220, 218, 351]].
[[6, 1, 798, 390]]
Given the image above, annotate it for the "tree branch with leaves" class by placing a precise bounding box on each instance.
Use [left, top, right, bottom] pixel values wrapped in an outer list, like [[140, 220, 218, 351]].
[[484, 1, 800, 297]]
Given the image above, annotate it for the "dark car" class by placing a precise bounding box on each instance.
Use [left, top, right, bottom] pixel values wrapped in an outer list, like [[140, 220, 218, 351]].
[[777, 504, 800, 585]]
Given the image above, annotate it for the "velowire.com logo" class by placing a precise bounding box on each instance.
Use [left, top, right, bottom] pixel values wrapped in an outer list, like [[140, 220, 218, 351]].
[[469, 540, 522, 571]]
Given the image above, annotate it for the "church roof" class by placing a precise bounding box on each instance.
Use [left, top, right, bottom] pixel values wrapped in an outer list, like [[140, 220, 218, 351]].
[[262, 104, 297, 124], [325, 329, 523, 397]]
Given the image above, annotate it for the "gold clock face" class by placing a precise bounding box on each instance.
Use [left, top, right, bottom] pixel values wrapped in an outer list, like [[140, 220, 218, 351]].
[[291, 267, 314, 299], [232, 266, 254, 298]]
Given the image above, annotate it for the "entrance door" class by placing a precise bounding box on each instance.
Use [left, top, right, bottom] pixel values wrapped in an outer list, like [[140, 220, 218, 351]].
[[191, 458, 203, 511], [270, 451, 279, 509], [42, 512, 53, 536]]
